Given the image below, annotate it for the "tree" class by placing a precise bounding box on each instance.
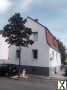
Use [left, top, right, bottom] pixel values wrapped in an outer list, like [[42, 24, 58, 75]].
[[2, 13, 33, 77], [58, 40, 66, 63]]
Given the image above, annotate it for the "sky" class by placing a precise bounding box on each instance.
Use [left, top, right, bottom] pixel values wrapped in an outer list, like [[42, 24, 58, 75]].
[[0, 0, 67, 59]]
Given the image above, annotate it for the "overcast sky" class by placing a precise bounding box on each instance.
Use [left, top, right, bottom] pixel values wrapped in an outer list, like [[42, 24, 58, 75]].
[[0, 0, 67, 59]]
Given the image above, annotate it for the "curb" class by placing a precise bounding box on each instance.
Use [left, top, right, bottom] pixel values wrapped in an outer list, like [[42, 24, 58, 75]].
[[9, 75, 32, 80], [29, 75, 67, 80], [9, 74, 67, 81]]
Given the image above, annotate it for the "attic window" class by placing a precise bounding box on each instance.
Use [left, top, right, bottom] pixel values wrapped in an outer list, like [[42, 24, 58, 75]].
[[33, 32, 38, 41]]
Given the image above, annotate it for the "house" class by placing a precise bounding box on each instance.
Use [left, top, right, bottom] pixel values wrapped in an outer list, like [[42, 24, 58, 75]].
[[8, 17, 61, 76]]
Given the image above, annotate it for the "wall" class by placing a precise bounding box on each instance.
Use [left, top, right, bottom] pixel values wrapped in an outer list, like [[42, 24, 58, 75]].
[[49, 46, 61, 75], [8, 45, 17, 64], [21, 18, 49, 67], [49, 47, 61, 67], [0, 35, 9, 60]]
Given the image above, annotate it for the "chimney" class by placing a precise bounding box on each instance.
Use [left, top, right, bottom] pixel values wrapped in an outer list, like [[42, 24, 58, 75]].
[[34, 18, 39, 22]]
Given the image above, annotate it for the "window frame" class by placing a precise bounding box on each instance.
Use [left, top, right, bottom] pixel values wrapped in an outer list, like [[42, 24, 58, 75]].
[[32, 32, 38, 41], [32, 49, 38, 59]]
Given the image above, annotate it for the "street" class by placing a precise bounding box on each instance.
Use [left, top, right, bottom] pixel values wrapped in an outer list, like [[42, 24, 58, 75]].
[[0, 77, 58, 90]]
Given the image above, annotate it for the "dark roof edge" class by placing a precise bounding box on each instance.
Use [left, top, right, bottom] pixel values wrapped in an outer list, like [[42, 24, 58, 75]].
[[27, 16, 48, 29]]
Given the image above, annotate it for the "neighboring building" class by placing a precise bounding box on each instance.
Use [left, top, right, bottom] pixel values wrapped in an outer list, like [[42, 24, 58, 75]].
[[0, 35, 9, 60], [8, 17, 61, 76]]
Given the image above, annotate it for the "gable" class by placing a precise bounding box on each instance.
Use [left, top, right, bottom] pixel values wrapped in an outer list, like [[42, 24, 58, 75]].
[[27, 17, 59, 51]]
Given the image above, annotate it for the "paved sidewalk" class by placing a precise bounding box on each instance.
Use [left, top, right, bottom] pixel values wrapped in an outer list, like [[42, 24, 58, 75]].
[[30, 74, 67, 80], [49, 74, 67, 80], [10, 73, 67, 80]]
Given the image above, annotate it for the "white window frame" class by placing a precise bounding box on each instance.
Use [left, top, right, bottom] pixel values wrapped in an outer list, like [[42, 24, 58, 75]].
[[33, 32, 38, 41]]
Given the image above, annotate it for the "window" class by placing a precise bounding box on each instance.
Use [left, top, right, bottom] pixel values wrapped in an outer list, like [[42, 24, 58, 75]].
[[50, 51, 54, 60], [55, 67, 56, 74], [33, 32, 38, 41], [16, 49, 20, 58], [56, 53, 57, 59], [52, 51, 54, 57], [32, 49, 38, 59]]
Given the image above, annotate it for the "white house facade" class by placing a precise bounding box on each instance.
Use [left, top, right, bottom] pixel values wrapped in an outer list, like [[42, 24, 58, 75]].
[[8, 17, 61, 76]]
